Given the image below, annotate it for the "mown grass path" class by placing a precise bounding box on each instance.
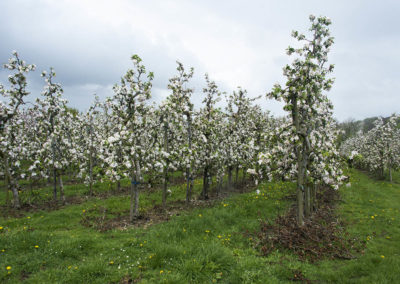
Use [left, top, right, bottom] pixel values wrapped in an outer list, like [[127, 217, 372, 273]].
[[0, 169, 399, 283]]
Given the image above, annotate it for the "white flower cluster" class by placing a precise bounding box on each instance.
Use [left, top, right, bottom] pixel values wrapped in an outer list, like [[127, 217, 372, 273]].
[[1, 18, 346, 214], [340, 114, 400, 179]]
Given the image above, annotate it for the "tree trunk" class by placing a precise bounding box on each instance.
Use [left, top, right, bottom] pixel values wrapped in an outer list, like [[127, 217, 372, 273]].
[[311, 183, 317, 212], [304, 183, 311, 218], [186, 168, 192, 204], [4, 174, 9, 206], [53, 167, 57, 201], [162, 170, 168, 209], [4, 154, 20, 208], [3, 155, 10, 206], [389, 166, 392, 183], [296, 157, 305, 226], [235, 166, 239, 186], [293, 96, 304, 226], [52, 138, 57, 201], [117, 180, 121, 192], [59, 174, 66, 205], [10, 180, 20, 209], [217, 173, 223, 196], [134, 180, 139, 217], [132, 160, 142, 219], [130, 171, 141, 222], [201, 166, 209, 199], [228, 166, 233, 190], [89, 120, 94, 196], [130, 174, 136, 222], [185, 113, 193, 205], [28, 180, 33, 205], [162, 121, 169, 209], [89, 148, 93, 196]]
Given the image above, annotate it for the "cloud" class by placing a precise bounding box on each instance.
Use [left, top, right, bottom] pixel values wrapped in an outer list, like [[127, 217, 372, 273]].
[[0, 0, 399, 120]]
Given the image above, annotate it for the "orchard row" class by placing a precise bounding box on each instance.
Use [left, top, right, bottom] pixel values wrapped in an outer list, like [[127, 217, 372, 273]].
[[341, 114, 400, 181], [1, 16, 343, 225]]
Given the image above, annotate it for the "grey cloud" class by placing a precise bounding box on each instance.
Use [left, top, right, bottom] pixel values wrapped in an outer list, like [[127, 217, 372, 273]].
[[1, 0, 399, 120]]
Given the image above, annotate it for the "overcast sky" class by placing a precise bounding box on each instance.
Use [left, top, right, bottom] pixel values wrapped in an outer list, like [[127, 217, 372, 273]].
[[0, 0, 399, 121]]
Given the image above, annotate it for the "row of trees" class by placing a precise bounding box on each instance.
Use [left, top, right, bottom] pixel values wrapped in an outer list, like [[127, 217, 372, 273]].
[[1, 16, 343, 225], [340, 114, 400, 182]]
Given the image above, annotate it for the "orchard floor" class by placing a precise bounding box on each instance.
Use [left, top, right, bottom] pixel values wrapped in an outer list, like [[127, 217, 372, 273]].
[[0, 169, 399, 283]]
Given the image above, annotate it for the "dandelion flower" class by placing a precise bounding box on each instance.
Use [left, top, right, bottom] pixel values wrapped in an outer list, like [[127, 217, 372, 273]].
[[6, 266, 11, 270], [34, 245, 39, 248], [381, 255, 385, 258]]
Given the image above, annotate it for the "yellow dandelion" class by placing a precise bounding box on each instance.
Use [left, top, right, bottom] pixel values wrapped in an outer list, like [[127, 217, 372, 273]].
[[34, 245, 39, 248], [6, 266, 11, 270], [205, 230, 210, 233], [160, 270, 164, 274], [217, 235, 222, 239], [183, 228, 186, 232], [371, 216, 374, 219], [109, 261, 114, 264], [27, 216, 31, 219], [223, 204, 228, 207], [198, 214, 202, 217], [68, 265, 72, 269], [0, 226, 3, 230], [381, 255, 385, 258], [140, 243, 143, 247], [82, 209, 86, 213]]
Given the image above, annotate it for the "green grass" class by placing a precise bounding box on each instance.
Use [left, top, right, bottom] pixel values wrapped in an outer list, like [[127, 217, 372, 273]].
[[0, 169, 399, 283]]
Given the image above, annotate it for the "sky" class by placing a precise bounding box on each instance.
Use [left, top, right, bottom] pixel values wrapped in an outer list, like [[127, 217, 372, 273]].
[[0, 0, 399, 121]]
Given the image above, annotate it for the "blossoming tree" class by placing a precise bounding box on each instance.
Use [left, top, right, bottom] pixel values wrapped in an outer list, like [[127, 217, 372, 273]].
[[0, 51, 36, 208], [266, 15, 340, 225]]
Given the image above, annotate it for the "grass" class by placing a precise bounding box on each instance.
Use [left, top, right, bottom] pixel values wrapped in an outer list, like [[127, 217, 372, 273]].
[[0, 169, 399, 283]]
